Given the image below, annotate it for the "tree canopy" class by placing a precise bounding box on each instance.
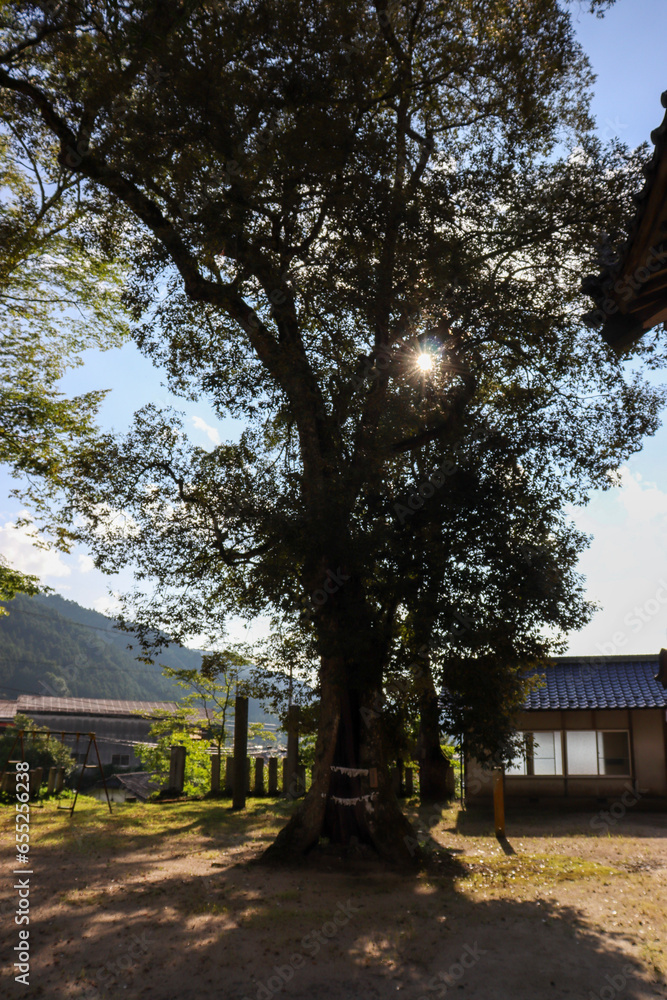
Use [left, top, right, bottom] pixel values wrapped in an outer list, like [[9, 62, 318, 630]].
[[1, 0, 664, 861], [0, 712, 77, 782], [0, 85, 130, 604]]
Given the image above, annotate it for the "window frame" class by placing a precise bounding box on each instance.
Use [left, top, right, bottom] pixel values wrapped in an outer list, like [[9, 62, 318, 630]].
[[506, 729, 632, 778], [596, 730, 632, 777], [506, 731, 563, 777]]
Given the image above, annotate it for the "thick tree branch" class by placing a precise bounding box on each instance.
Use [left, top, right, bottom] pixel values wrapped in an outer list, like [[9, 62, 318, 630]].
[[0, 67, 338, 493]]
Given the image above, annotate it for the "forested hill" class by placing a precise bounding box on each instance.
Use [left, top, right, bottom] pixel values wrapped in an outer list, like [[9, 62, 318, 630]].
[[0, 592, 201, 701]]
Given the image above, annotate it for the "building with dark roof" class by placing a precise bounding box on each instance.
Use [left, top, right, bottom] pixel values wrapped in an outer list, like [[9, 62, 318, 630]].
[[0, 700, 18, 725], [9, 695, 179, 716], [0, 695, 180, 769], [466, 654, 667, 805], [522, 655, 667, 710]]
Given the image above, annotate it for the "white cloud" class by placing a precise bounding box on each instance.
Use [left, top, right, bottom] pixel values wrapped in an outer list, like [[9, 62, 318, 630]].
[[0, 514, 71, 580], [615, 467, 667, 522], [93, 594, 122, 617], [77, 554, 96, 574], [191, 415, 221, 446], [568, 468, 667, 655]]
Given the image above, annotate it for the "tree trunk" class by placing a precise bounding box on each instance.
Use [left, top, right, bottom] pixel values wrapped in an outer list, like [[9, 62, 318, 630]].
[[417, 675, 455, 803], [262, 658, 420, 866]]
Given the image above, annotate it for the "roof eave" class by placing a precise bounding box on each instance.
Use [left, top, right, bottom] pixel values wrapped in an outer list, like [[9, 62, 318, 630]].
[[584, 89, 667, 351]]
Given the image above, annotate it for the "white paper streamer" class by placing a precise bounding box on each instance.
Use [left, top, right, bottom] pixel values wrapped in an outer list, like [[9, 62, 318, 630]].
[[330, 792, 377, 805], [329, 766, 369, 777]]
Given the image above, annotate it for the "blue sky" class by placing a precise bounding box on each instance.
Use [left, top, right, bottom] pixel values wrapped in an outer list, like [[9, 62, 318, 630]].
[[2, 0, 667, 655]]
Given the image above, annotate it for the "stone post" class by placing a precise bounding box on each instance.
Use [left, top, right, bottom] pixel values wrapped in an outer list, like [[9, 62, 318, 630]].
[[283, 704, 299, 794], [29, 768, 43, 797], [232, 696, 248, 810], [268, 757, 278, 795], [254, 757, 265, 796], [168, 746, 186, 794], [211, 754, 221, 794]]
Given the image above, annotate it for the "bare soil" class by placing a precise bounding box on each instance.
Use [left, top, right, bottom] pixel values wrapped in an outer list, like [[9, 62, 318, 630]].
[[1, 796, 666, 1000]]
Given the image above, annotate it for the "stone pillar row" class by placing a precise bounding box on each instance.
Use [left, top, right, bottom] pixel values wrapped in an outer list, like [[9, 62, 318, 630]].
[[218, 755, 307, 797]]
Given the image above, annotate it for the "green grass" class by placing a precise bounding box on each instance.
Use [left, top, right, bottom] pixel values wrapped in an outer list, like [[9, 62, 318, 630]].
[[463, 853, 620, 889], [0, 794, 295, 854]]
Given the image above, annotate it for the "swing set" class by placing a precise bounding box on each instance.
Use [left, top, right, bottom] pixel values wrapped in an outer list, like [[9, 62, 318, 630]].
[[0, 727, 112, 815]]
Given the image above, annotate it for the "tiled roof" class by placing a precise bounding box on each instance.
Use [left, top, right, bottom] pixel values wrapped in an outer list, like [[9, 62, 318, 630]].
[[0, 700, 18, 720], [14, 695, 178, 717], [524, 656, 666, 710]]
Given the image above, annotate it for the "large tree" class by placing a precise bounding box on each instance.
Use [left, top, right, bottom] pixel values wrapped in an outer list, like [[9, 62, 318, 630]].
[[1, 0, 665, 862]]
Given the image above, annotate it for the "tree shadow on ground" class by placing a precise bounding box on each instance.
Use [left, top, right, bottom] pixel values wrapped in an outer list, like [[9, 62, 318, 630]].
[[1, 799, 663, 1000], [454, 803, 667, 839]]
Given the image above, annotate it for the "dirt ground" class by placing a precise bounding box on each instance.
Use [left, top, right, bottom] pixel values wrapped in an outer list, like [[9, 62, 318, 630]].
[[1, 795, 666, 1000]]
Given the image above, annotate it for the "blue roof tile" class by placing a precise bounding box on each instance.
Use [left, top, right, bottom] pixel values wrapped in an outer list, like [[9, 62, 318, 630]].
[[524, 656, 666, 710]]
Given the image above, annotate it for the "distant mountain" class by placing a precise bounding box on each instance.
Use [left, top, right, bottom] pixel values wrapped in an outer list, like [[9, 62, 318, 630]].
[[0, 593, 276, 725]]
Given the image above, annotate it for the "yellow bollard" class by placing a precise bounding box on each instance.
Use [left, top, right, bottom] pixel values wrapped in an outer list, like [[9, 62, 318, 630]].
[[493, 769, 505, 838]]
